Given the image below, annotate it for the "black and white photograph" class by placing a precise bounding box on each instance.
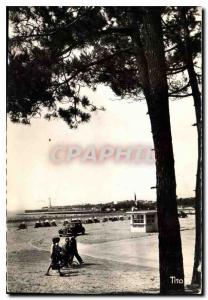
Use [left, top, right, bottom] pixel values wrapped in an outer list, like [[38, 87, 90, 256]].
[[5, 4, 203, 295]]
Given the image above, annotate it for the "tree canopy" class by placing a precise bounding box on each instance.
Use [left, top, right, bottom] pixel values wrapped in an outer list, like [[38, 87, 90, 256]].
[[8, 7, 201, 128]]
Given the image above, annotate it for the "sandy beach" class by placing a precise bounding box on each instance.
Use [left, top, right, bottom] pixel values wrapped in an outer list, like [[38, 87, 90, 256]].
[[7, 216, 195, 294]]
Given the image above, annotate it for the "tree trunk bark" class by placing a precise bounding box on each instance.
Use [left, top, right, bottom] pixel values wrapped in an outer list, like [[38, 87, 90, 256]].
[[188, 61, 202, 289], [131, 8, 184, 294], [147, 92, 185, 294], [179, 8, 202, 289]]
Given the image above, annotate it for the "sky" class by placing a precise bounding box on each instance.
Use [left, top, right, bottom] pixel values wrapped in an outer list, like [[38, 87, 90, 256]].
[[7, 85, 198, 212]]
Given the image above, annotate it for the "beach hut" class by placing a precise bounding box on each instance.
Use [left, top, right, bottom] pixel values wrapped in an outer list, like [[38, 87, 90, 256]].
[[63, 219, 69, 226], [93, 217, 100, 223], [126, 210, 158, 233], [102, 216, 108, 222], [18, 222, 27, 230], [50, 219, 57, 226], [44, 220, 51, 227], [86, 217, 93, 224], [34, 221, 41, 228]]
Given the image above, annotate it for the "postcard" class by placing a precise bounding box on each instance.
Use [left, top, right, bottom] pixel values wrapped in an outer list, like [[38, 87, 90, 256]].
[[6, 6, 203, 295]]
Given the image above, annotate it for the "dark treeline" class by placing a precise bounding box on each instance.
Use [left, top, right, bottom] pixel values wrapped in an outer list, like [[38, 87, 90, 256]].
[[61, 197, 195, 211]]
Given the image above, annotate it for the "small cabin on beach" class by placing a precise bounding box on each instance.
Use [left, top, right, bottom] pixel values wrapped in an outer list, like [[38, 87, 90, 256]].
[[126, 210, 158, 233]]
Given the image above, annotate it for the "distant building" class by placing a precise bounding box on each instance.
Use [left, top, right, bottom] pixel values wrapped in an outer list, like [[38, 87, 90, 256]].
[[126, 210, 158, 233], [105, 208, 112, 212]]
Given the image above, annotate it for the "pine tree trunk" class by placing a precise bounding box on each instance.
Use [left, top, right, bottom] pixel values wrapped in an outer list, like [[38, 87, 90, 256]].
[[131, 8, 184, 293], [180, 8, 202, 288], [188, 62, 202, 289], [147, 95, 184, 294]]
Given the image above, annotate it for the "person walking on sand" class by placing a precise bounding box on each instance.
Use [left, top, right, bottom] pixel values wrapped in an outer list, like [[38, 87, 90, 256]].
[[45, 237, 64, 276], [69, 235, 84, 265], [62, 237, 72, 267]]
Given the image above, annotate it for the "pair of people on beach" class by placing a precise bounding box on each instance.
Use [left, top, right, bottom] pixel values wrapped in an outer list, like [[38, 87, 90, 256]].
[[45, 235, 84, 276]]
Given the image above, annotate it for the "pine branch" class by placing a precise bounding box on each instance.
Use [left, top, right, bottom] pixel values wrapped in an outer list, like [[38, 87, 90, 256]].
[[165, 44, 178, 53], [11, 7, 97, 40], [53, 47, 133, 87], [167, 65, 187, 75], [169, 93, 193, 98], [169, 82, 190, 96]]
